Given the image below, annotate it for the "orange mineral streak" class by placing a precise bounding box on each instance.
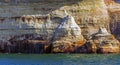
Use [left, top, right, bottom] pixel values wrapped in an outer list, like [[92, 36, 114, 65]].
[[104, 0, 115, 5], [99, 46, 119, 53]]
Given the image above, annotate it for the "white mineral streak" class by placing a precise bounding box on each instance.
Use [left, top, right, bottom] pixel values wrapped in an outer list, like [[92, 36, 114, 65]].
[[0, 9, 82, 42], [96, 27, 110, 36], [53, 11, 82, 40]]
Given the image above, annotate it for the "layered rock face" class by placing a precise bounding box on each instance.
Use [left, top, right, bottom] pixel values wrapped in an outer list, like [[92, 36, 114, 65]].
[[0, 12, 85, 53], [52, 14, 85, 53], [0, 0, 119, 53], [0, 15, 52, 53], [88, 28, 119, 53]]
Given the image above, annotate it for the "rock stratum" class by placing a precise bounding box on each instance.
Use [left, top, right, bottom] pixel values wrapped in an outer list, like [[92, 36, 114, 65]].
[[0, 0, 120, 53]]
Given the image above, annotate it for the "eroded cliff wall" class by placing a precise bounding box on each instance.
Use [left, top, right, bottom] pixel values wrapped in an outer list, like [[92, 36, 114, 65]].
[[0, 0, 109, 38], [0, 0, 119, 53]]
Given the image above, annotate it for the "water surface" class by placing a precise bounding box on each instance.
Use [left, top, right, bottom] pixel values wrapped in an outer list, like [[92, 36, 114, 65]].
[[0, 54, 120, 65]]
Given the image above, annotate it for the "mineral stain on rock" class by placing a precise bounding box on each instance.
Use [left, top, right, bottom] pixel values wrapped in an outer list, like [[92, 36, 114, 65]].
[[0, 0, 120, 54], [52, 11, 85, 53]]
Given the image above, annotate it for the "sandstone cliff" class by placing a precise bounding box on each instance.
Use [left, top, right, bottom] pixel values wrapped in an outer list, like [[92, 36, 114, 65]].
[[0, 0, 119, 53]]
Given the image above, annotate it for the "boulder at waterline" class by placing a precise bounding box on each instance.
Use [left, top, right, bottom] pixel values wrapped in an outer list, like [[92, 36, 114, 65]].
[[89, 27, 120, 53]]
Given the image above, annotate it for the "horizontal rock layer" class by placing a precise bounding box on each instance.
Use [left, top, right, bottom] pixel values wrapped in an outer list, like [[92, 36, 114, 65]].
[[0, 0, 119, 53]]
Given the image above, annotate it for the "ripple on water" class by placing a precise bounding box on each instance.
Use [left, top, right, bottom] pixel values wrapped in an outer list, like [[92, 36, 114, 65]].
[[0, 54, 119, 65]]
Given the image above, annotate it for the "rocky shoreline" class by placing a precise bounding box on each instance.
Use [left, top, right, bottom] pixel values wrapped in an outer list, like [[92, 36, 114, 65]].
[[0, 12, 119, 54], [0, 0, 120, 54]]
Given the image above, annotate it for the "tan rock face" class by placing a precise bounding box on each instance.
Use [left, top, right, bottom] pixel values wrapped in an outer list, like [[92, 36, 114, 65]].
[[89, 28, 120, 53], [0, 0, 119, 53], [52, 35, 85, 53], [0, 11, 86, 53], [52, 15, 85, 53]]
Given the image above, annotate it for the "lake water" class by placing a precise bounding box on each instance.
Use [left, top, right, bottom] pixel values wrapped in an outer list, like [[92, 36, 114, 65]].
[[0, 54, 120, 65]]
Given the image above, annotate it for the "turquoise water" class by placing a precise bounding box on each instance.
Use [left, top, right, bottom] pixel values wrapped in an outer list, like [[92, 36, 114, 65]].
[[0, 54, 120, 65]]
